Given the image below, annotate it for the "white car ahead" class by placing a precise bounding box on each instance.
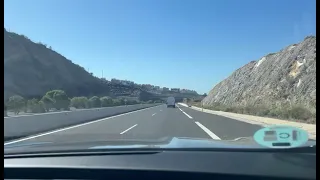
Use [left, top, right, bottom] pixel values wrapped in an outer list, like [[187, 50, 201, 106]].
[[166, 97, 175, 108]]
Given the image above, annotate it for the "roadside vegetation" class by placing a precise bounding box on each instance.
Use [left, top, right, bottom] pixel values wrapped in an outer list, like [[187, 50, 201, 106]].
[[4, 89, 163, 116], [191, 101, 316, 124]]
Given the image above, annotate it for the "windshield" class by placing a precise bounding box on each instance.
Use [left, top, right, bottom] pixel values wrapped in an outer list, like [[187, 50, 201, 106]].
[[4, 0, 316, 153]]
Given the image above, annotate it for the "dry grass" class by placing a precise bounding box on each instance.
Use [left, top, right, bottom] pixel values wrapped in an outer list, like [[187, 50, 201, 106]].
[[192, 102, 316, 124]]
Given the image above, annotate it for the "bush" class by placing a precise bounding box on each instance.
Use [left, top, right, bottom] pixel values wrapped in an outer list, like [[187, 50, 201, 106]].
[[100, 96, 113, 107], [112, 99, 121, 106], [268, 107, 282, 117], [89, 96, 101, 108], [52, 90, 70, 110], [42, 90, 70, 111], [288, 106, 313, 121], [70, 97, 89, 109], [30, 100, 46, 113], [119, 98, 126, 105], [8, 95, 25, 114], [195, 102, 315, 124], [127, 99, 139, 105], [225, 106, 237, 112], [41, 95, 54, 112]]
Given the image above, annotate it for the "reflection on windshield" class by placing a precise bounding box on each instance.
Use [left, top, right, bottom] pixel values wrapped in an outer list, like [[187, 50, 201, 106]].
[[4, 0, 316, 153]]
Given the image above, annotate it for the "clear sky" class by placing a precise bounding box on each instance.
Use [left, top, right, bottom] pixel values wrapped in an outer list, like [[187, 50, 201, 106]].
[[4, 0, 316, 94]]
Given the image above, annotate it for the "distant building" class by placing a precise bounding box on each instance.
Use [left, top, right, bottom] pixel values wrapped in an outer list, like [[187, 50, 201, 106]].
[[180, 89, 198, 94], [120, 80, 134, 86], [111, 78, 121, 84], [171, 88, 180, 93], [162, 87, 169, 92], [141, 84, 153, 91]]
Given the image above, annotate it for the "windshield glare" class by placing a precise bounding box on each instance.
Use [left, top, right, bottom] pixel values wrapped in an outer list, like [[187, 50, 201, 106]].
[[4, 0, 316, 153]]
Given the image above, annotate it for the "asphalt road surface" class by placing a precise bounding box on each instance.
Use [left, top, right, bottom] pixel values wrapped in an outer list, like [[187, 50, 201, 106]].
[[4, 104, 263, 145]]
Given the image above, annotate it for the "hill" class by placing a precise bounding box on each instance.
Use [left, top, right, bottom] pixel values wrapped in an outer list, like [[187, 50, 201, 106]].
[[4, 28, 199, 102], [202, 36, 316, 123], [4, 28, 114, 100]]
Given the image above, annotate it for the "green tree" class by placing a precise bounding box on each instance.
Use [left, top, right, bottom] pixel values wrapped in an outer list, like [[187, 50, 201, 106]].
[[119, 98, 126, 105], [42, 90, 70, 111], [100, 96, 113, 107], [27, 98, 38, 111], [89, 96, 101, 108], [70, 97, 89, 109], [112, 99, 121, 106], [127, 99, 138, 105], [8, 95, 25, 114], [41, 95, 54, 112], [53, 90, 70, 110], [27, 98, 46, 113]]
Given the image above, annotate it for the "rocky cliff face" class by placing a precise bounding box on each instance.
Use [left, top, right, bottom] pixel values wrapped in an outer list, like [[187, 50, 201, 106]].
[[202, 36, 316, 112]]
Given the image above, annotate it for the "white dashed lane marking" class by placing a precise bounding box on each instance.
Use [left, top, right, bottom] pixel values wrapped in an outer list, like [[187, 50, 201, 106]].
[[195, 121, 221, 140], [120, 124, 138, 134]]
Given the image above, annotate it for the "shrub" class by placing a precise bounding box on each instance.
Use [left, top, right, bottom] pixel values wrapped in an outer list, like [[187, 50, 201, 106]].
[[112, 99, 122, 106], [288, 106, 313, 121], [8, 95, 25, 114], [41, 90, 70, 111], [89, 96, 101, 108], [70, 97, 89, 109], [193, 102, 315, 124], [100, 96, 113, 107]]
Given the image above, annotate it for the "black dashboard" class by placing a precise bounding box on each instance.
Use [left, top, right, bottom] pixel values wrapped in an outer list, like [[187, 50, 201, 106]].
[[4, 148, 316, 180]]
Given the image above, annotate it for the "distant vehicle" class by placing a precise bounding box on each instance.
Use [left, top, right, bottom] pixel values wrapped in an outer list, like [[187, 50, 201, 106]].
[[166, 97, 175, 108]]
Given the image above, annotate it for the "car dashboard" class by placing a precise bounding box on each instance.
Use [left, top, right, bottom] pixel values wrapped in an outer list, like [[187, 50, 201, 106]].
[[4, 148, 316, 180]]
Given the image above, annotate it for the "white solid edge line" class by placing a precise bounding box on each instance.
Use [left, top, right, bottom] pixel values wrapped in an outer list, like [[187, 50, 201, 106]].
[[152, 113, 157, 116], [120, 124, 137, 134], [177, 106, 193, 119], [4, 105, 161, 145], [195, 121, 221, 140]]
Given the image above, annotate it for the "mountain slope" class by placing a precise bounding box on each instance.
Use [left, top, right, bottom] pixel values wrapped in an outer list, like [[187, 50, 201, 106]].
[[202, 36, 316, 114], [4, 28, 110, 99]]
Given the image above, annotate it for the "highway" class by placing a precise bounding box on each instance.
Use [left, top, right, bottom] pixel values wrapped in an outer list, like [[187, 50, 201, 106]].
[[5, 104, 263, 145]]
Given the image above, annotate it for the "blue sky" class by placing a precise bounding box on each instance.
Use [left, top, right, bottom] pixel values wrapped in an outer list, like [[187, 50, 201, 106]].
[[4, 0, 316, 94]]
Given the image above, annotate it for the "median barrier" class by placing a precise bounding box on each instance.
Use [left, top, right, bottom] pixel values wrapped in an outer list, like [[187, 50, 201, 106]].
[[4, 103, 162, 142]]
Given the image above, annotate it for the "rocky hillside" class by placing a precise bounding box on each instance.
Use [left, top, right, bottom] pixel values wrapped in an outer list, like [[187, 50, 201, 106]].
[[202, 36, 316, 119], [4, 28, 116, 100]]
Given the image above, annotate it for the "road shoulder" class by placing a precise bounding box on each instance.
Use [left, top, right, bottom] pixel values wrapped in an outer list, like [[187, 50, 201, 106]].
[[178, 103, 316, 140]]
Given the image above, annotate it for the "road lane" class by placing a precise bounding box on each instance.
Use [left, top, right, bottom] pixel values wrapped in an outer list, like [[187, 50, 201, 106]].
[[5, 103, 264, 147], [125, 106, 211, 139], [176, 104, 262, 140], [5, 105, 167, 144], [5, 104, 210, 144]]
